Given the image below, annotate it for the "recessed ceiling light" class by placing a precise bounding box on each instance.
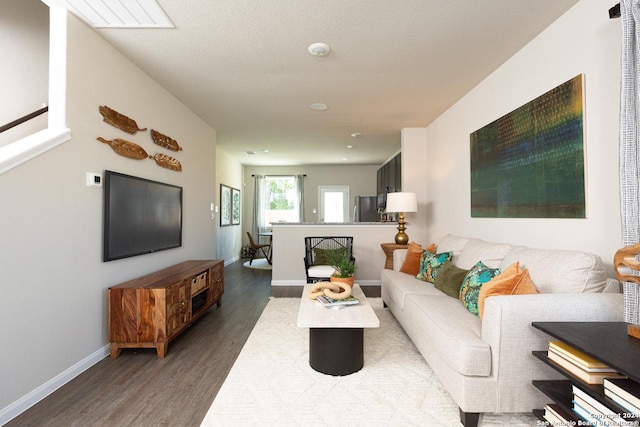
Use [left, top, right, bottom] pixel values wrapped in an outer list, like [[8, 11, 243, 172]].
[[65, 0, 174, 28], [261, 149, 269, 153], [347, 145, 356, 149], [310, 103, 328, 111], [245, 150, 256, 155], [351, 132, 361, 138], [308, 43, 331, 57]]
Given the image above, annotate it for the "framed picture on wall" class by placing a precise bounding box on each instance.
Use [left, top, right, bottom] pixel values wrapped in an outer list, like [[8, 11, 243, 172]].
[[470, 74, 586, 218], [231, 187, 240, 225], [220, 184, 231, 227]]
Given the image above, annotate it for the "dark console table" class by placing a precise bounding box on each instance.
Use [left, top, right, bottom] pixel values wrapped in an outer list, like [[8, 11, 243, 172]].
[[531, 322, 640, 423]]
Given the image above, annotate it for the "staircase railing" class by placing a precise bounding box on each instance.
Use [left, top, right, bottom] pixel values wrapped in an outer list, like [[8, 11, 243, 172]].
[[0, 106, 48, 134]]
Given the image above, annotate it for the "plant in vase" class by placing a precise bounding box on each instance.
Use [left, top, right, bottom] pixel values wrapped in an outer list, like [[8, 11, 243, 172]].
[[325, 250, 356, 287]]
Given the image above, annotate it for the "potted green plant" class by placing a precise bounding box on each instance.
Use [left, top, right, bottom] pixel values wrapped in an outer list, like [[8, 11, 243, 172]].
[[325, 250, 356, 287]]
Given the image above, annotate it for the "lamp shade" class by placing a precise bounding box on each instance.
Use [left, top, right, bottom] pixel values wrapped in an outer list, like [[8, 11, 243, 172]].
[[386, 192, 417, 213]]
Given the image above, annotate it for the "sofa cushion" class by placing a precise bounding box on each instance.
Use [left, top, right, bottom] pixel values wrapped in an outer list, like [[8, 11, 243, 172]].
[[400, 242, 435, 275], [460, 261, 501, 316], [381, 269, 446, 309], [434, 260, 469, 298], [436, 234, 469, 266], [405, 294, 491, 376], [416, 251, 453, 282], [455, 238, 512, 270], [500, 246, 608, 293], [477, 262, 539, 319]]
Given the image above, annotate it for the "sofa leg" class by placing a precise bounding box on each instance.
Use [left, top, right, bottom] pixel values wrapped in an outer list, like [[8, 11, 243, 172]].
[[459, 408, 479, 427]]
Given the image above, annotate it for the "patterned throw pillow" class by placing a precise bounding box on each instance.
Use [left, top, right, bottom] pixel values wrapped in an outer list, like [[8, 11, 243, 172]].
[[459, 261, 501, 316], [416, 251, 453, 282]]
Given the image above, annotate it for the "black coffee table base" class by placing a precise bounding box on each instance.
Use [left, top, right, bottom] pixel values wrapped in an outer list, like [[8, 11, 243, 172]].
[[309, 327, 363, 376]]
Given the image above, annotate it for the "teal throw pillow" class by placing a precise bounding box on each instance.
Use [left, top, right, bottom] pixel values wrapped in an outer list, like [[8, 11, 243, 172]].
[[459, 261, 501, 316], [416, 250, 453, 282], [434, 260, 469, 298]]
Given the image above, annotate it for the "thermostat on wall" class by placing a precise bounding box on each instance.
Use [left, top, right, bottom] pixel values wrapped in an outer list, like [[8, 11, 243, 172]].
[[86, 172, 102, 188]]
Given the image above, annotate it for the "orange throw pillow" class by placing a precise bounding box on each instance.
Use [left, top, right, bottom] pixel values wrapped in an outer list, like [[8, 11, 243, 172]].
[[478, 261, 539, 319], [400, 242, 436, 275]]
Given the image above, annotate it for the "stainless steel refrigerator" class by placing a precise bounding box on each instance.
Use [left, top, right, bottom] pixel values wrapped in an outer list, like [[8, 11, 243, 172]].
[[353, 196, 379, 222]]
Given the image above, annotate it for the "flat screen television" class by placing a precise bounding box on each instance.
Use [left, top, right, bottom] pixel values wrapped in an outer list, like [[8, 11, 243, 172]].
[[103, 170, 183, 262]]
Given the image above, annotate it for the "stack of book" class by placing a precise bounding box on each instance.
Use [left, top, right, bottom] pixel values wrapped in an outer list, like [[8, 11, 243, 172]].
[[547, 340, 624, 384], [572, 385, 630, 426], [604, 378, 640, 420], [543, 403, 574, 426], [316, 295, 359, 307]]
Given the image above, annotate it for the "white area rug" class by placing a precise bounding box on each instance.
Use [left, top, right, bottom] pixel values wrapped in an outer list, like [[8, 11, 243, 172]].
[[243, 258, 272, 270], [201, 298, 538, 427]]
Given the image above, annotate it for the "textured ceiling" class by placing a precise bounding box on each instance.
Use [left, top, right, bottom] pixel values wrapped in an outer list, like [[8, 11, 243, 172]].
[[88, 0, 580, 166]]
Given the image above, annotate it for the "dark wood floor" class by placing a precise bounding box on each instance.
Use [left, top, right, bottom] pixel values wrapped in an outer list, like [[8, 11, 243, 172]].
[[7, 259, 380, 427]]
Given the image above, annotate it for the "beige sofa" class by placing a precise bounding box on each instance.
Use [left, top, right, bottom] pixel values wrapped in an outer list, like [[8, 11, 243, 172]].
[[380, 234, 624, 427]]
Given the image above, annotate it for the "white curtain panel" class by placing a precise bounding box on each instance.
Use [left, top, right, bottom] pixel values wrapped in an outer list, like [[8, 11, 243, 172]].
[[295, 174, 305, 222], [620, 0, 640, 323], [252, 175, 266, 237]]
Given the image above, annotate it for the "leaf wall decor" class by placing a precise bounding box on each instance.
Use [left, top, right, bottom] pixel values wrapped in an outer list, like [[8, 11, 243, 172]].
[[97, 137, 149, 160], [99, 105, 147, 134], [151, 153, 182, 171], [151, 129, 182, 151]]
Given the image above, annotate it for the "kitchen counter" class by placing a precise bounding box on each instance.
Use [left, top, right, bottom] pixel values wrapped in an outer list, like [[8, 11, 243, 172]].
[[271, 222, 395, 225], [270, 222, 398, 286]]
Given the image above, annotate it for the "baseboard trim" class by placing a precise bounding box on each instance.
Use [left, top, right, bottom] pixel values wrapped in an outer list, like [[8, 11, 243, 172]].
[[0, 344, 110, 426], [224, 255, 240, 266], [270, 279, 380, 286]]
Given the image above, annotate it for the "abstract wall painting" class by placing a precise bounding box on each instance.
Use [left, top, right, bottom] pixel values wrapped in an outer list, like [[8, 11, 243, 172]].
[[470, 74, 586, 218]]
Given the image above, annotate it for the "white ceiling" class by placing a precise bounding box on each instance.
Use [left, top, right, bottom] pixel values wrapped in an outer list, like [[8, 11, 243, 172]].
[[86, 0, 580, 166]]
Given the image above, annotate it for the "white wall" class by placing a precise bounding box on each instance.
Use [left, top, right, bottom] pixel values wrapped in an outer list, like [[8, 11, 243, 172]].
[[216, 149, 243, 264], [405, 0, 621, 273], [401, 127, 428, 246], [0, 12, 217, 420]]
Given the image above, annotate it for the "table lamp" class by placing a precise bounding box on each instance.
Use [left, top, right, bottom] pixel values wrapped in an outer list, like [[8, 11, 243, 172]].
[[385, 192, 418, 245]]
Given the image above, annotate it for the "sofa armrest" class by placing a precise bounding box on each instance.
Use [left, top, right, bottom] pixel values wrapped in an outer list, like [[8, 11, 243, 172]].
[[393, 249, 408, 271], [480, 293, 624, 411]]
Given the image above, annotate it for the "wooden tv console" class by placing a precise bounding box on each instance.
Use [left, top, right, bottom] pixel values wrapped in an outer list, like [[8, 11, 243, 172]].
[[108, 260, 224, 358]]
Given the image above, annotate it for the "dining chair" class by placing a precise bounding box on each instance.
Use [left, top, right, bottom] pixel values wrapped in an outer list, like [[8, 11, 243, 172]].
[[246, 232, 271, 265], [303, 236, 354, 283]]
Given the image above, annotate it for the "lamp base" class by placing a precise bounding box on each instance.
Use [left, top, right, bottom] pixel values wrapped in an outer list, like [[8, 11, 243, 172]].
[[394, 212, 409, 245], [394, 231, 409, 245]]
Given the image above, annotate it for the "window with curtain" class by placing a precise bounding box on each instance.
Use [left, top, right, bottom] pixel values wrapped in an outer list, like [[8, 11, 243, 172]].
[[253, 175, 304, 236]]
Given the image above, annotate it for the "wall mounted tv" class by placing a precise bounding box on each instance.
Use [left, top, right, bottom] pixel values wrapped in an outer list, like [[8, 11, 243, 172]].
[[103, 170, 183, 262]]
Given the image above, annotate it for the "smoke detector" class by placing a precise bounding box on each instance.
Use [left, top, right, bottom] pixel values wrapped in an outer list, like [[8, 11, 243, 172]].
[[310, 103, 328, 111], [308, 43, 331, 57]]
